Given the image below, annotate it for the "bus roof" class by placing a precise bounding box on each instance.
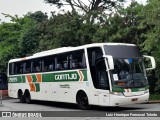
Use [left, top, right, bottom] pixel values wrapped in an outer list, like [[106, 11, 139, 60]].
[[8, 43, 136, 63]]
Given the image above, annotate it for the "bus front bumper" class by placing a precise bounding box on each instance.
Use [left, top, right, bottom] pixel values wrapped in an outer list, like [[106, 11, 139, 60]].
[[109, 92, 149, 106]]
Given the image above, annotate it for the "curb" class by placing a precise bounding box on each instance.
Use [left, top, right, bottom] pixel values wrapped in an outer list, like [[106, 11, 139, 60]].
[[148, 100, 160, 103]]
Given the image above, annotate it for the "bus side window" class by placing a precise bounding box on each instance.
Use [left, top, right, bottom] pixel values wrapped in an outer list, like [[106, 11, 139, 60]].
[[14, 62, 23, 74], [70, 50, 86, 69], [9, 63, 14, 75], [42, 56, 54, 72], [32, 58, 42, 73], [56, 54, 67, 70], [25, 60, 31, 73]]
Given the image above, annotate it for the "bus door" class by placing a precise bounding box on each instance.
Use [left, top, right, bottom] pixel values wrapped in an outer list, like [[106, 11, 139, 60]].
[[95, 59, 110, 106], [87, 47, 110, 106]]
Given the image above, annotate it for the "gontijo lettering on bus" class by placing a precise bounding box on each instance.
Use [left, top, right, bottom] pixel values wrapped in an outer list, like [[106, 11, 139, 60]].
[[55, 74, 77, 80], [54, 70, 84, 81]]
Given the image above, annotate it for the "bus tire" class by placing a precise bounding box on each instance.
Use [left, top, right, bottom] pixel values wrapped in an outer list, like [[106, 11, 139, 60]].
[[77, 92, 90, 110], [20, 95, 26, 103], [18, 90, 25, 103], [25, 91, 31, 104]]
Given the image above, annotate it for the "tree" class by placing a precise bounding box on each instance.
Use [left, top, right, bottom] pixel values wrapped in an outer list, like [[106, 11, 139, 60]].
[[27, 11, 48, 22], [0, 12, 41, 72], [44, 0, 125, 24], [142, 0, 160, 93], [44, 0, 124, 12]]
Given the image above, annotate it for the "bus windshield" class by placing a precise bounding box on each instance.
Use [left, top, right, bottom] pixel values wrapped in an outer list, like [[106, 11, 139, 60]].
[[111, 58, 148, 88]]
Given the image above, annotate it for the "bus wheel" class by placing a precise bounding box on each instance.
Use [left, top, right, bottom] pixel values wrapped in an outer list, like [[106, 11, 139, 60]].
[[20, 95, 26, 103], [25, 91, 31, 104], [77, 92, 90, 110], [18, 90, 25, 103]]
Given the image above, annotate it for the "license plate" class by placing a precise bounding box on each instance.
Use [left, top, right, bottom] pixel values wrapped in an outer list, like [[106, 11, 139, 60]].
[[132, 98, 138, 102]]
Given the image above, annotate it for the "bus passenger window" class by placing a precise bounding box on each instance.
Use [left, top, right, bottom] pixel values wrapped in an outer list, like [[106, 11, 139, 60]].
[[64, 62, 68, 69], [56, 54, 67, 70], [14, 62, 23, 74], [9, 63, 14, 75], [72, 61, 77, 68], [56, 64, 63, 70], [70, 50, 86, 69], [42, 56, 54, 72], [24, 61, 31, 73], [32, 59, 42, 73], [49, 64, 54, 71]]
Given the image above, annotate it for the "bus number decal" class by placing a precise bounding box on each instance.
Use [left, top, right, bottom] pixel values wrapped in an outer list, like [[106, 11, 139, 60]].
[[9, 77, 18, 83]]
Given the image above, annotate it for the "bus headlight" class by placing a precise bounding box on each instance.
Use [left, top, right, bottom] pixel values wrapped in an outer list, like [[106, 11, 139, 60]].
[[144, 89, 149, 94], [112, 92, 124, 96]]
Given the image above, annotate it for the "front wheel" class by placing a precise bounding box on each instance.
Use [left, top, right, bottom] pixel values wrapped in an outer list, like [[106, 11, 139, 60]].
[[77, 92, 90, 110]]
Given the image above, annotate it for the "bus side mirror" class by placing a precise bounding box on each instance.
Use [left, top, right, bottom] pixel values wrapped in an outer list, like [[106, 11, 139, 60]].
[[103, 55, 114, 70], [143, 55, 156, 70]]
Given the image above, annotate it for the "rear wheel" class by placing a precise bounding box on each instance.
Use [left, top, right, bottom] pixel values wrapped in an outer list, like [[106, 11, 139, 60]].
[[18, 90, 25, 103], [25, 91, 31, 104], [20, 95, 26, 103], [77, 92, 90, 110]]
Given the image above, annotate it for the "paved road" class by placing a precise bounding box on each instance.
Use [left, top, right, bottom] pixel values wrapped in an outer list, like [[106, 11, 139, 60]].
[[1, 98, 160, 111], [0, 98, 160, 120]]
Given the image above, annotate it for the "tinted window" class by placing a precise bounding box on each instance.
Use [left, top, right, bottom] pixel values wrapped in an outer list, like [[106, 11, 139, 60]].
[[31, 58, 42, 73], [14, 62, 23, 74], [55, 54, 68, 70], [87, 47, 109, 90], [9, 49, 86, 75], [70, 50, 86, 69], [23, 60, 31, 73], [9, 63, 14, 75], [42, 56, 54, 72], [104, 45, 141, 58]]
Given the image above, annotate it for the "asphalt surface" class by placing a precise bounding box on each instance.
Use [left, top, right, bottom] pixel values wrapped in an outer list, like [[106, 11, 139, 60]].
[[0, 98, 160, 120]]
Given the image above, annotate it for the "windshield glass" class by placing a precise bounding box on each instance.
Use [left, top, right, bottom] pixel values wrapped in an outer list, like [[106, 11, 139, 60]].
[[111, 58, 148, 88]]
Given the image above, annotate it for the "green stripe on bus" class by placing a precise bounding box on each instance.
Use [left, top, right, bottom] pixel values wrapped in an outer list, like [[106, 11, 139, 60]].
[[22, 76, 26, 83], [32, 75, 37, 82], [112, 87, 125, 92], [8, 70, 87, 83], [82, 70, 87, 81], [35, 83, 40, 92]]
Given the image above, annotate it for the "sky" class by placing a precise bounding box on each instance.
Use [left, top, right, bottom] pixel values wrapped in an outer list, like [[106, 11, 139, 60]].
[[0, 0, 147, 23]]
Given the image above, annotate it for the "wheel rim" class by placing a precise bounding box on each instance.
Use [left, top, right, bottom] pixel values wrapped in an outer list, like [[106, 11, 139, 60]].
[[79, 95, 88, 108]]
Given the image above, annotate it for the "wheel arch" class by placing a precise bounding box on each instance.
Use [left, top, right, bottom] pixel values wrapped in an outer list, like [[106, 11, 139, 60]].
[[76, 89, 89, 104]]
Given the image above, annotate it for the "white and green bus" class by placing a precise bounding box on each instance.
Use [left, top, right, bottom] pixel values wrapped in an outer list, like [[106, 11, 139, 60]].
[[8, 43, 156, 109]]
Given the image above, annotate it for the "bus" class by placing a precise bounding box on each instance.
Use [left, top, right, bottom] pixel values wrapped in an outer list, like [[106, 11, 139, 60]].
[[7, 43, 155, 109], [0, 73, 8, 97]]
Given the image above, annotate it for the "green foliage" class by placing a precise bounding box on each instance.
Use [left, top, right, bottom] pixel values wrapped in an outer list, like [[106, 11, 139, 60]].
[[149, 94, 160, 100]]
